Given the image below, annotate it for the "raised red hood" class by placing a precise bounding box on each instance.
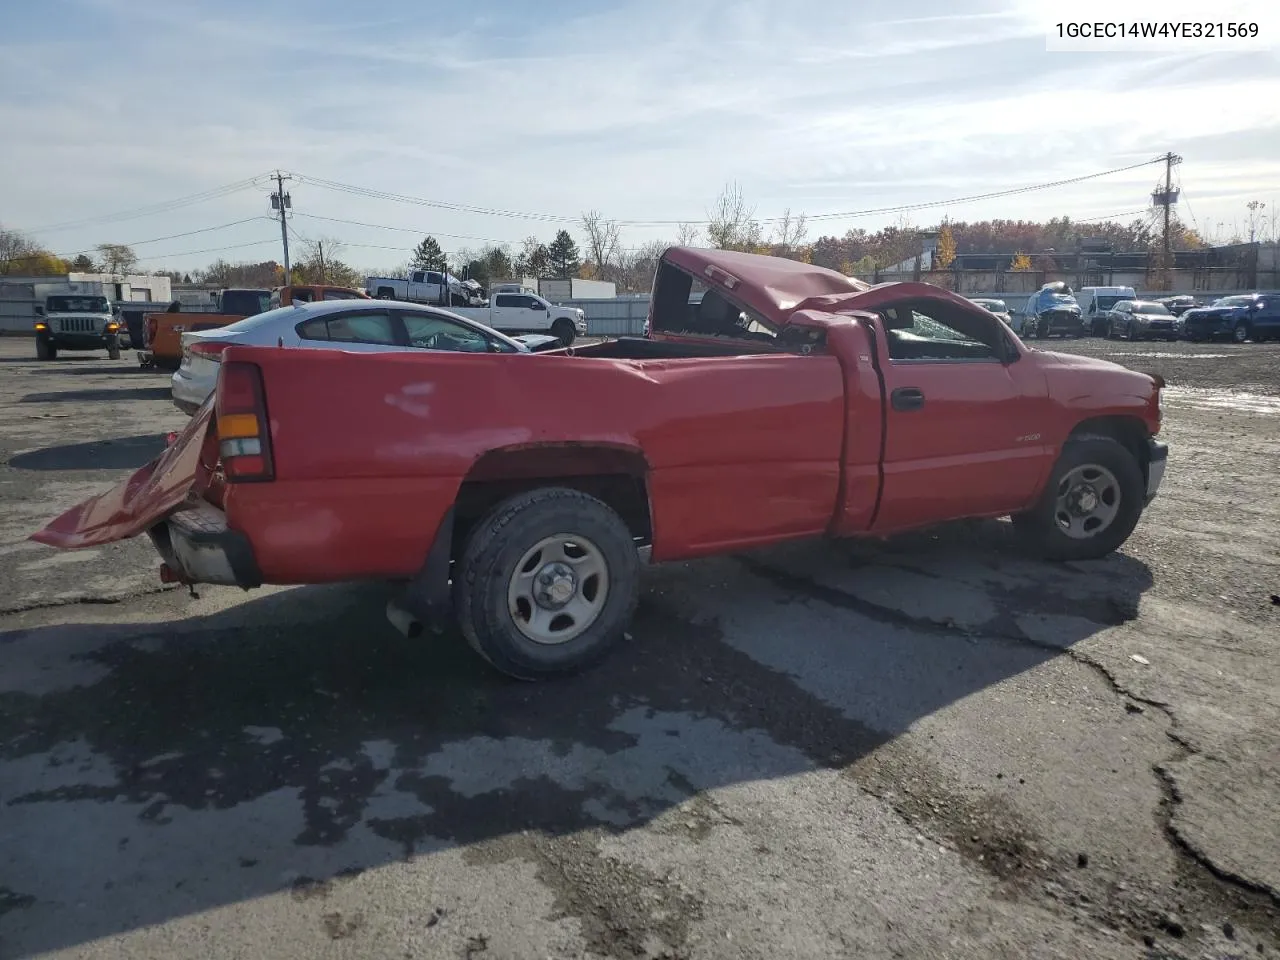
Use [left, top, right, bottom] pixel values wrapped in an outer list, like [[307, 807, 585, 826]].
[[30, 404, 216, 549]]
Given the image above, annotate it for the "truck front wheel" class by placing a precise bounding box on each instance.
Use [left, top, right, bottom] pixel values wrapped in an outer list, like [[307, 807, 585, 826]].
[[107, 336, 121, 360], [36, 338, 56, 361], [552, 318, 576, 347], [1013, 436, 1146, 562], [454, 487, 639, 679]]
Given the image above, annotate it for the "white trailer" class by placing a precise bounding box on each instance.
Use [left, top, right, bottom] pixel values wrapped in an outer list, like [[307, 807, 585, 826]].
[[539, 278, 616, 300]]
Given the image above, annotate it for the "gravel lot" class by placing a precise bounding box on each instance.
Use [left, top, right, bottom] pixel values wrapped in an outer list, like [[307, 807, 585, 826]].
[[1, 335, 1277, 960]]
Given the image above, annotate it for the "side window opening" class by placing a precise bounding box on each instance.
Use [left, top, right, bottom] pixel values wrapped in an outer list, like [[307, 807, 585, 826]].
[[324, 311, 398, 345], [881, 300, 1004, 361], [296, 317, 329, 340], [402, 313, 501, 353]]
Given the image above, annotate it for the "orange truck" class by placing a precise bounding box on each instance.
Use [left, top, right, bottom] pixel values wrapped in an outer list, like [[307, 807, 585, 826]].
[[268, 284, 370, 308], [138, 289, 271, 370]]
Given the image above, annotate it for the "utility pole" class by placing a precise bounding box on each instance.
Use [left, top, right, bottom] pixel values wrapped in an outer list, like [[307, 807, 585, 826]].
[[1151, 152, 1182, 290], [270, 171, 293, 285], [316, 240, 326, 283]]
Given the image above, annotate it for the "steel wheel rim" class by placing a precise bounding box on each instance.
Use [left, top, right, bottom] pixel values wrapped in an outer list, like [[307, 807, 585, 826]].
[[1233, 325, 1248, 343], [507, 533, 609, 645], [1054, 463, 1122, 540]]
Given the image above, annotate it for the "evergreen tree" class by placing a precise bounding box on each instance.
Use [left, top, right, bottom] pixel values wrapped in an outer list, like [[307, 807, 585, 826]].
[[547, 230, 581, 279]]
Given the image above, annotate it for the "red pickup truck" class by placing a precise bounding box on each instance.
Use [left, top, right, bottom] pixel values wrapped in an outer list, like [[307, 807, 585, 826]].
[[32, 248, 1168, 679]]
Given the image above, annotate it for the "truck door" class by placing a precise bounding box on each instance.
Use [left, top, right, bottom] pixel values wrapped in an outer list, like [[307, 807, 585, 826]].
[[869, 300, 1053, 533], [491, 293, 521, 330]]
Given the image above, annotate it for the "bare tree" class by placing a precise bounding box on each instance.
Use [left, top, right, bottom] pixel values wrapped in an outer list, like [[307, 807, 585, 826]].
[[94, 243, 138, 277], [676, 222, 702, 247], [620, 239, 668, 293], [580, 210, 622, 282], [770, 208, 809, 259], [706, 182, 763, 252]]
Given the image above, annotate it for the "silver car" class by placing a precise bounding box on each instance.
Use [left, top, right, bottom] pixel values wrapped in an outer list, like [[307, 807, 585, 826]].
[[969, 298, 1019, 333]]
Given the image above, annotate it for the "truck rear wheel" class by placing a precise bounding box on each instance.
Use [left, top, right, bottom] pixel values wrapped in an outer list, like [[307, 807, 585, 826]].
[[552, 318, 576, 347], [36, 339, 56, 361], [1013, 436, 1145, 562], [454, 487, 639, 679]]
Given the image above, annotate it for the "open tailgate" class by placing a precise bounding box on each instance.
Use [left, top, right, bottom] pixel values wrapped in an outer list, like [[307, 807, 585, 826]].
[[29, 402, 216, 549]]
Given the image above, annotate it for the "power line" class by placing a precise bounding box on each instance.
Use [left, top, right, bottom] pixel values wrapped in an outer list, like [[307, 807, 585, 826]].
[[27, 174, 275, 233], [287, 156, 1169, 228], [132, 238, 279, 263], [292, 212, 522, 246], [53, 217, 275, 258]]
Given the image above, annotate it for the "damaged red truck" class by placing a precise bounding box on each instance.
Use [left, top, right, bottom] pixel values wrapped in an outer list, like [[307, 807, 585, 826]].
[[32, 248, 1168, 679]]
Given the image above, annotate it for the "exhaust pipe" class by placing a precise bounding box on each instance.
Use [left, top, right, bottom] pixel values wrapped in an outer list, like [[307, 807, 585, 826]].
[[386, 598, 423, 639]]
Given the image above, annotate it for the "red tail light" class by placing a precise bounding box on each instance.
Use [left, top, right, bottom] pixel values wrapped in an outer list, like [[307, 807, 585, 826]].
[[214, 361, 274, 482], [189, 341, 229, 362]]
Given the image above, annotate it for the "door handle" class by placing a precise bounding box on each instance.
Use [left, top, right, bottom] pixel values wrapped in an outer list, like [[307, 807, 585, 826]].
[[891, 387, 925, 412]]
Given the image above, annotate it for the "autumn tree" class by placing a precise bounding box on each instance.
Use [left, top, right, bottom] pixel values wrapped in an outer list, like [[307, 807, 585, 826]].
[[936, 222, 957, 269], [294, 238, 360, 287], [1009, 253, 1033, 271], [95, 243, 138, 276], [547, 230, 581, 279], [410, 236, 447, 272], [0, 224, 69, 276]]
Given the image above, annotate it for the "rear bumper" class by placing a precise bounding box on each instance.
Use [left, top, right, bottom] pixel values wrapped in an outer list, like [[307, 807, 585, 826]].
[[1145, 439, 1168, 505], [148, 500, 263, 588]]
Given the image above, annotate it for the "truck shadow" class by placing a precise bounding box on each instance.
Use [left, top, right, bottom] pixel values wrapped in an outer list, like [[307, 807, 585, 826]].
[[0, 521, 1153, 955], [7, 434, 170, 471], [20, 387, 173, 404]]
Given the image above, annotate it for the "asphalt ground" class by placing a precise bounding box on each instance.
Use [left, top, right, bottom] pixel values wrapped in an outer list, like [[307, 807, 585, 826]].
[[1, 335, 1277, 959]]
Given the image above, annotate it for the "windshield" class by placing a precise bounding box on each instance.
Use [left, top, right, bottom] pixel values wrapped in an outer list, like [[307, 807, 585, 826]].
[[1095, 295, 1127, 310], [1212, 296, 1254, 308], [46, 295, 109, 313], [1133, 302, 1170, 315]]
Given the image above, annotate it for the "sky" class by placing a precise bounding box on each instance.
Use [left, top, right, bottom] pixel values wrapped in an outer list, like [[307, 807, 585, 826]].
[[1, 0, 1279, 273]]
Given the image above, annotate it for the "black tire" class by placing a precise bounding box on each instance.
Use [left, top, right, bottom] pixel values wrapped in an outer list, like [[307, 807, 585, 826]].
[[107, 338, 121, 360], [551, 318, 576, 347], [375, 287, 395, 300], [1232, 323, 1250, 344], [454, 487, 639, 680], [1013, 436, 1146, 562], [36, 339, 56, 360]]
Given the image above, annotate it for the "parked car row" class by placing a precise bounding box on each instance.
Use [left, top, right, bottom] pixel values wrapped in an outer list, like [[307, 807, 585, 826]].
[[969, 287, 1280, 343]]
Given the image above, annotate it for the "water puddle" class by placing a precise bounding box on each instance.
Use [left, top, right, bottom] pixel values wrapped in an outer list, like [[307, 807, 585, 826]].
[[1163, 386, 1280, 415]]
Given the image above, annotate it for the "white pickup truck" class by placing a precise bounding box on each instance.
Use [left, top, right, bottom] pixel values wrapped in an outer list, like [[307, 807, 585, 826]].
[[365, 270, 484, 308], [449, 290, 587, 346]]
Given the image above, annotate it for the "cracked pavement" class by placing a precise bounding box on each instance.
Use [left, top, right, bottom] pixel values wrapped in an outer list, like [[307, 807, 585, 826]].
[[1, 337, 1277, 959]]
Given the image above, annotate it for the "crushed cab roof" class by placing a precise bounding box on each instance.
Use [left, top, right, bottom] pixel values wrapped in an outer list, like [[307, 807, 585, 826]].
[[663, 247, 871, 325]]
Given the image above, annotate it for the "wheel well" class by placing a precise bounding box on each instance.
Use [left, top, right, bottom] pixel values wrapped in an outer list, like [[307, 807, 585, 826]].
[[1067, 416, 1149, 474], [452, 445, 652, 554]]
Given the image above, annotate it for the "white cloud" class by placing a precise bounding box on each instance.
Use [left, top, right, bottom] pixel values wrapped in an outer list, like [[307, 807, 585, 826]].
[[1, 0, 1277, 268]]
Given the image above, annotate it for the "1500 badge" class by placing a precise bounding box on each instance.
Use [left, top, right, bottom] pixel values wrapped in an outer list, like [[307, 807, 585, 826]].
[[1016, 433, 1042, 443]]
